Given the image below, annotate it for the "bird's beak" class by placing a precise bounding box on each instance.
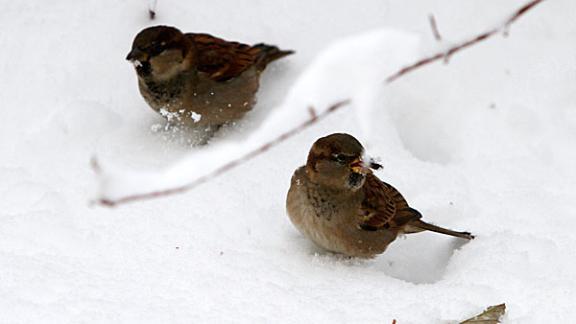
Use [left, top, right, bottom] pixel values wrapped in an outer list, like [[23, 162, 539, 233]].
[[350, 157, 383, 174], [350, 158, 369, 175], [125, 48, 148, 63]]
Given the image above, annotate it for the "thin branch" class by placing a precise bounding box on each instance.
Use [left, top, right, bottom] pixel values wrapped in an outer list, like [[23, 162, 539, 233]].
[[96, 0, 545, 207], [428, 14, 442, 42], [95, 100, 350, 207], [386, 0, 545, 83]]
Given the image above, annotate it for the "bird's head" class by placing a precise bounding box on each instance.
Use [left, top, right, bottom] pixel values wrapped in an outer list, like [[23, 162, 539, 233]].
[[306, 133, 382, 191], [126, 25, 193, 81]]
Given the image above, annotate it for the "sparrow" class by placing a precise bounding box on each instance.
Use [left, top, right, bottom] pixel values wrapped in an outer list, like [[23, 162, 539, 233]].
[[286, 133, 473, 258], [126, 25, 294, 133]]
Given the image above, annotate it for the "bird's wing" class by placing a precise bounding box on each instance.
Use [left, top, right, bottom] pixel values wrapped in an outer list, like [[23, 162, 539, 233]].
[[358, 174, 421, 231], [186, 33, 265, 82]]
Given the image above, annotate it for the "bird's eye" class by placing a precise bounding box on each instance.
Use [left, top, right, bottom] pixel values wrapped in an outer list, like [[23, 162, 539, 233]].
[[332, 154, 348, 164], [146, 43, 167, 56]]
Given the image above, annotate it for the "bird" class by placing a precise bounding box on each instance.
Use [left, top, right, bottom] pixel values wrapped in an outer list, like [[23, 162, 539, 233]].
[[286, 133, 474, 258], [126, 25, 294, 137]]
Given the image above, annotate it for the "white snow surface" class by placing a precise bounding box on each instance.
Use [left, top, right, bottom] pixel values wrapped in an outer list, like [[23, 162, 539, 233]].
[[1, 0, 575, 323]]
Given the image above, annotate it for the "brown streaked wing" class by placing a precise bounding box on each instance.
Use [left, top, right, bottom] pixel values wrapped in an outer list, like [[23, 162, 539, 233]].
[[186, 33, 261, 82], [358, 174, 419, 231]]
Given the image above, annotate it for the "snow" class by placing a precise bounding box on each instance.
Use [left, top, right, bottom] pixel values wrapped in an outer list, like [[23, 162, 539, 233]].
[[190, 112, 202, 123], [1, 0, 575, 323]]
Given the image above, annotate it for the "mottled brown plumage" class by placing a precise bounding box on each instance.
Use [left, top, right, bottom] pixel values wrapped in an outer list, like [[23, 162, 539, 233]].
[[286, 133, 473, 258], [126, 25, 293, 134]]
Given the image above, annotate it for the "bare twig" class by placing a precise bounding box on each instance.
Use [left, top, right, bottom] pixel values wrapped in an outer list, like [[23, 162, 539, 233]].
[[428, 14, 442, 41], [308, 106, 318, 120], [386, 0, 545, 83], [96, 0, 545, 207], [95, 100, 350, 207], [148, 0, 157, 20]]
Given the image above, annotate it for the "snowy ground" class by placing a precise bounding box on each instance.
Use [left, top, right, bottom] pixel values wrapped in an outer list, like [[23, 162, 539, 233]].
[[1, 0, 575, 323]]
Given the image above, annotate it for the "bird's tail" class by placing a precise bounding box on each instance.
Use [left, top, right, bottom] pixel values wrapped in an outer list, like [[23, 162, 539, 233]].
[[406, 219, 474, 240], [253, 43, 294, 70]]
